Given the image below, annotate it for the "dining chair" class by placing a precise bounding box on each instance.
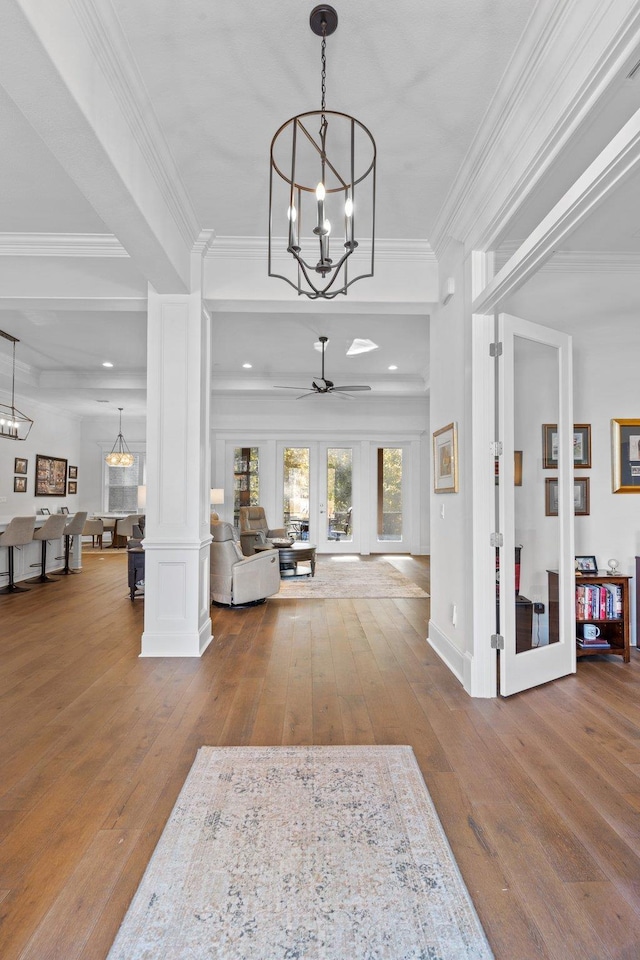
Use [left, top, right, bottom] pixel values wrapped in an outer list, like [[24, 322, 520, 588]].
[[0, 516, 37, 594], [82, 517, 104, 548]]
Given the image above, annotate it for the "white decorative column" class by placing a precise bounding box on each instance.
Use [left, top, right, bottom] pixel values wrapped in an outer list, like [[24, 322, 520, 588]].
[[141, 233, 214, 656]]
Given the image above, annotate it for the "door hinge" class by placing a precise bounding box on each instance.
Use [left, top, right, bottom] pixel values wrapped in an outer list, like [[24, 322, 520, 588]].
[[491, 441, 503, 456], [490, 532, 504, 547], [491, 634, 504, 650], [489, 342, 503, 357]]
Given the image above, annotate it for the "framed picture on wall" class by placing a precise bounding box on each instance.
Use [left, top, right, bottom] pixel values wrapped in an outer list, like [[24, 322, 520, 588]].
[[545, 477, 590, 516], [611, 418, 640, 492], [14, 457, 27, 475], [68, 481, 77, 495], [542, 424, 591, 469], [68, 465, 78, 479], [35, 454, 68, 496], [14, 476, 27, 493], [433, 422, 458, 493]]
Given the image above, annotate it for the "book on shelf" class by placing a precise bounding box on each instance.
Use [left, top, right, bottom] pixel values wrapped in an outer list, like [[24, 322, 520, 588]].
[[577, 639, 611, 649], [575, 582, 623, 620]]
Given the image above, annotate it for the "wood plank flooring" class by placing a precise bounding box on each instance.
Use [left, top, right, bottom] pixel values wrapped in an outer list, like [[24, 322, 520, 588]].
[[1, 550, 640, 959]]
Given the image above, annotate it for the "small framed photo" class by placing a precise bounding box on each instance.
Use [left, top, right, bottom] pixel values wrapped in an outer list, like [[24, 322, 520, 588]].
[[611, 419, 640, 492], [68, 481, 77, 495], [40, 507, 51, 515], [60, 506, 69, 514], [433, 422, 458, 493], [545, 477, 590, 516], [68, 465, 78, 479], [575, 555, 598, 574], [543, 423, 591, 469], [14, 476, 27, 493], [14, 457, 28, 475]]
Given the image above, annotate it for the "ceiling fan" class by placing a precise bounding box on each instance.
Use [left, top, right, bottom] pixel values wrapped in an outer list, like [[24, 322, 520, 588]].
[[275, 336, 372, 399]]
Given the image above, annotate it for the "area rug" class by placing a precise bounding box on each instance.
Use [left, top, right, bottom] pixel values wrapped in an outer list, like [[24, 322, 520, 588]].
[[107, 745, 493, 960], [276, 556, 429, 599]]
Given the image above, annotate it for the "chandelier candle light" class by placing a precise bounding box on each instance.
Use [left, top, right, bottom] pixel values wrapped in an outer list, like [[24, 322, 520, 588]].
[[269, 4, 376, 299], [0, 329, 34, 440], [105, 407, 135, 467]]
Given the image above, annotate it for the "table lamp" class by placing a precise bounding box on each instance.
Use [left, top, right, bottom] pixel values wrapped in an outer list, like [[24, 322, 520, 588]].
[[210, 488, 224, 520]]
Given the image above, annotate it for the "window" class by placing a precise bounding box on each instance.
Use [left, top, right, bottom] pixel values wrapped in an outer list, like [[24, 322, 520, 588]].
[[106, 453, 145, 513]]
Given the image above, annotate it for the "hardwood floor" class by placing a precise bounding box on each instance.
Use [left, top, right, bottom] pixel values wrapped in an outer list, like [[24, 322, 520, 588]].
[[1, 550, 640, 959]]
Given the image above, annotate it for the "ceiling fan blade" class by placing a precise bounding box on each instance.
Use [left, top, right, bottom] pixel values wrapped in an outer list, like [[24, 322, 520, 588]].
[[295, 391, 317, 399], [274, 385, 309, 390], [331, 385, 371, 391]]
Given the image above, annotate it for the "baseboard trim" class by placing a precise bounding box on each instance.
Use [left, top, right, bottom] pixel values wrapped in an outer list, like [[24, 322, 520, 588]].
[[427, 619, 465, 686]]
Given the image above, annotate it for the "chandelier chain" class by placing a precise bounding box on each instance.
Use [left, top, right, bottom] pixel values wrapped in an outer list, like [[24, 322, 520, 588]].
[[319, 20, 328, 161]]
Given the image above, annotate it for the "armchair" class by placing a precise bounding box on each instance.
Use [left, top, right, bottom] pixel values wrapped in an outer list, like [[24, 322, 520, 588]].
[[210, 521, 280, 606], [238, 506, 288, 556]]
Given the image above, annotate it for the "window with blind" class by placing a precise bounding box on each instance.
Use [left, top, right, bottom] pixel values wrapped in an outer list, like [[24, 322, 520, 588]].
[[105, 453, 145, 513]]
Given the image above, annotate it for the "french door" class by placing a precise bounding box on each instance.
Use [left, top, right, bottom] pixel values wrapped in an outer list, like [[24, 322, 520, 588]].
[[497, 313, 575, 696], [279, 442, 361, 552]]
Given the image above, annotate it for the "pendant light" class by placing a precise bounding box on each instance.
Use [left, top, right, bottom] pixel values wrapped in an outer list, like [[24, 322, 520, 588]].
[[105, 407, 135, 467], [268, 4, 376, 299], [0, 329, 33, 441]]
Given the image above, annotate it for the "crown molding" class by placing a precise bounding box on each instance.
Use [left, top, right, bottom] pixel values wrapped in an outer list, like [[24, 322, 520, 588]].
[[69, 0, 199, 247], [207, 237, 435, 263], [496, 244, 640, 273], [0, 233, 129, 257], [0, 296, 147, 312], [431, 0, 640, 256]]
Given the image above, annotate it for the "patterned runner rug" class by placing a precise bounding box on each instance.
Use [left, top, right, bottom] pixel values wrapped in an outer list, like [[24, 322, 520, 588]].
[[276, 556, 429, 599], [107, 745, 493, 960]]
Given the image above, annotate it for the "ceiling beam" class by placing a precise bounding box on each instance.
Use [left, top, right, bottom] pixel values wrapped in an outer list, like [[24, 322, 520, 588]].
[[0, 0, 200, 292]]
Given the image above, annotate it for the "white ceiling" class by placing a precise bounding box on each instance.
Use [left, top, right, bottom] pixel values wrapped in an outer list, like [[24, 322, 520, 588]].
[[0, 1, 637, 420]]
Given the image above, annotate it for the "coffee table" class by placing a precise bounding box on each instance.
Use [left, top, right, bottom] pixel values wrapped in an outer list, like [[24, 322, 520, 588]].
[[256, 542, 316, 577]]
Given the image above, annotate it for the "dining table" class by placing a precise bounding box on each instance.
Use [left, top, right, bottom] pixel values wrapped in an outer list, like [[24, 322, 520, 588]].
[[91, 513, 130, 548]]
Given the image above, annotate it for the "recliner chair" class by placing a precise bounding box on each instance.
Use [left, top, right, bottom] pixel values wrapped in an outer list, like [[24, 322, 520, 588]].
[[238, 506, 288, 556], [210, 521, 280, 606]]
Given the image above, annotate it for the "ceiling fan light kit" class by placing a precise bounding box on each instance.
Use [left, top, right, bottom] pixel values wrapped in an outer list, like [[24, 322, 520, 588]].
[[268, 5, 376, 300], [274, 335, 372, 398]]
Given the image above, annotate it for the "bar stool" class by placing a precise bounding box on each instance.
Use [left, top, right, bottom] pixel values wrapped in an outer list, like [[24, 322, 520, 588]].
[[27, 514, 68, 584], [0, 516, 37, 594], [56, 511, 87, 574]]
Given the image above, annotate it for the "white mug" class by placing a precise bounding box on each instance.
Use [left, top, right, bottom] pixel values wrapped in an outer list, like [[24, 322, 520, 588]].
[[583, 624, 601, 640]]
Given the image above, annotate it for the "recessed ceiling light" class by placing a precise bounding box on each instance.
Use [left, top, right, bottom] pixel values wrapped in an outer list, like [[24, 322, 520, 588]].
[[388, 364, 398, 371], [102, 361, 113, 368], [243, 362, 253, 369], [347, 338, 378, 355]]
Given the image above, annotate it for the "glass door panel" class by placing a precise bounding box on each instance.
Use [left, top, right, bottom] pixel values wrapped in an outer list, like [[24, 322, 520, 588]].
[[325, 447, 353, 543], [283, 447, 310, 540], [498, 313, 575, 696], [376, 447, 403, 545], [233, 447, 259, 527]]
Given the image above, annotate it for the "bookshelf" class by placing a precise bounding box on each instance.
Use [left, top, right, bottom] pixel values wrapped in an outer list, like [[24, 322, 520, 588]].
[[548, 571, 631, 662]]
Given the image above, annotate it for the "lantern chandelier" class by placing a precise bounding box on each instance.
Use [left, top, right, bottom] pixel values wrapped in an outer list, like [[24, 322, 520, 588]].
[[0, 329, 33, 441], [105, 407, 135, 467], [268, 4, 376, 299]]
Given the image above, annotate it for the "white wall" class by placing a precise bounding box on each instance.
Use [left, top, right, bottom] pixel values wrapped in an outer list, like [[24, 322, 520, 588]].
[[210, 393, 430, 554], [80, 415, 147, 512], [428, 241, 474, 683], [0, 393, 82, 515]]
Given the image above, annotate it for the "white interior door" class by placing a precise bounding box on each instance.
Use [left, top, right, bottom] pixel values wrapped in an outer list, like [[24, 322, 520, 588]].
[[498, 312, 575, 696]]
